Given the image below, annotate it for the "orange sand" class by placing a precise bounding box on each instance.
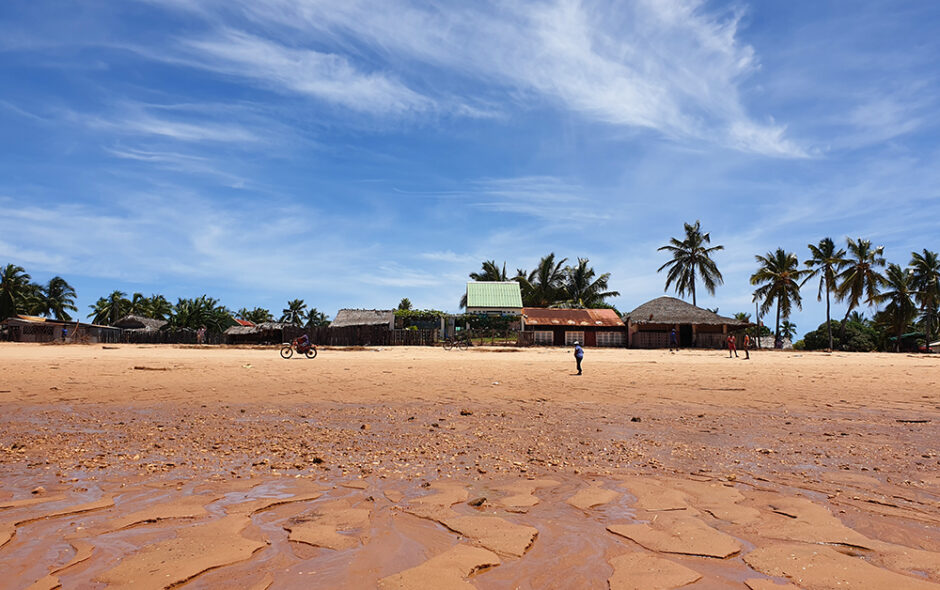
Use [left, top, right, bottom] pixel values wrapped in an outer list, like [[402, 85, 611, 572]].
[[0, 343, 938, 589]]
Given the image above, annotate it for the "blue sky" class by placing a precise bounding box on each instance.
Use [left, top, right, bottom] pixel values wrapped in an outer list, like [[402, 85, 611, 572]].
[[2, 0, 939, 335]]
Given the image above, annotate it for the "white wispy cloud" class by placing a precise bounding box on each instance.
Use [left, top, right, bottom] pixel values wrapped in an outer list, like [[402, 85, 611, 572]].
[[180, 29, 433, 115], [173, 0, 805, 156]]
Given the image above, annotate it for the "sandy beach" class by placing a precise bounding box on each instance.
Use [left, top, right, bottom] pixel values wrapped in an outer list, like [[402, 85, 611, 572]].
[[1, 343, 938, 589]]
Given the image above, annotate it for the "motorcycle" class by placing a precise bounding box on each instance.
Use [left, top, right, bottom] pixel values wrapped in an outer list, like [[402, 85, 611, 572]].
[[280, 337, 317, 359]]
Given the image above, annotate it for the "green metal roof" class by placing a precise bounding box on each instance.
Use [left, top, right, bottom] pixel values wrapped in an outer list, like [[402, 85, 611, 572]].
[[466, 281, 523, 308]]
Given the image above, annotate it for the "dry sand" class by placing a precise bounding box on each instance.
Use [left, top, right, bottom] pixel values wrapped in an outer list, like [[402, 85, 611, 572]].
[[0, 342, 938, 589]]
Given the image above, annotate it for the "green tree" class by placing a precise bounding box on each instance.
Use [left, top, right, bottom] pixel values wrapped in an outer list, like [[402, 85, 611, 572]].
[[910, 249, 940, 344], [657, 220, 724, 307], [780, 319, 798, 341], [88, 290, 130, 325], [237, 307, 273, 324], [0, 264, 33, 319], [836, 238, 886, 328], [305, 308, 330, 327], [562, 258, 620, 307], [398, 297, 413, 311], [515, 253, 568, 307], [876, 263, 919, 352], [146, 294, 174, 321], [128, 293, 150, 316], [39, 276, 78, 321], [280, 299, 308, 326], [168, 295, 234, 333], [459, 260, 509, 308], [751, 249, 806, 345], [803, 237, 848, 351]]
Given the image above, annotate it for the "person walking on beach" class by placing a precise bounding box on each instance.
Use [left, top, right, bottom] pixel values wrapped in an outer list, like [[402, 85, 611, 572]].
[[727, 334, 738, 358], [669, 328, 679, 353], [573, 341, 584, 375], [743, 333, 751, 360]]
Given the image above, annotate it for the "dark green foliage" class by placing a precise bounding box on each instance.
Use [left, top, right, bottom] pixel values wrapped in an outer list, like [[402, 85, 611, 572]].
[[803, 320, 877, 352]]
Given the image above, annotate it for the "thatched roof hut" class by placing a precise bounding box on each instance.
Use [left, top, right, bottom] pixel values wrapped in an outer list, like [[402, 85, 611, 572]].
[[624, 297, 748, 349], [114, 314, 167, 332], [331, 309, 395, 329]]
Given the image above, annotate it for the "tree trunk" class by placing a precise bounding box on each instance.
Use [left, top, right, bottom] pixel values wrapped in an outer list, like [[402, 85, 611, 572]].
[[825, 279, 833, 352], [775, 300, 782, 348]]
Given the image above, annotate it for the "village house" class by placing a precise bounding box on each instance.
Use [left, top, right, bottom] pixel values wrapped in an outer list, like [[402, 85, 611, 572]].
[[522, 307, 626, 347], [623, 296, 748, 349], [464, 282, 523, 316]]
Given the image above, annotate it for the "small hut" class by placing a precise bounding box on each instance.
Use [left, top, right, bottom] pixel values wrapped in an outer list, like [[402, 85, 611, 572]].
[[114, 315, 167, 332], [331, 309, 395, 329], [624, 297, 748, 349]]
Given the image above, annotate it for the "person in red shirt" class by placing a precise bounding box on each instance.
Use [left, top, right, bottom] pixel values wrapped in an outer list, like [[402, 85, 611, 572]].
[[727, 334, 738, 358]]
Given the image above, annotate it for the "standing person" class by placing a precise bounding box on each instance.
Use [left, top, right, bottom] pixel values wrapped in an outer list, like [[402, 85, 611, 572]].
[[727, 334, 738, 358], [62, 326, 68, 342], [669, 328, 679, 353], [197, 325, 206, 345], [743, 333, 751, 360], [573, 340, 584, 375]]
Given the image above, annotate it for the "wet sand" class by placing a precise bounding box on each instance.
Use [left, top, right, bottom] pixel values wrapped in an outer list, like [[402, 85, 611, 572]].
[[1, 343, 938, 589]]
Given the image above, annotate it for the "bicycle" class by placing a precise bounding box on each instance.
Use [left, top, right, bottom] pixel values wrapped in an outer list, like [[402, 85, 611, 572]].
[[442, 337, 469, 351]]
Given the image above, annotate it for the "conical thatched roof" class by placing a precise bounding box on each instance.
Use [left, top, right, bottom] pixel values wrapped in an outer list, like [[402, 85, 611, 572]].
[[331, 309, 395, 328], [624, 297, 747, 327], [114, 314, 167, 331]]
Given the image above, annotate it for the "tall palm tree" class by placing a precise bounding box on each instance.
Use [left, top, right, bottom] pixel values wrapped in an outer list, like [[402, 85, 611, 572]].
[[876, 264, 918, 352], [657, 220, 724, 307], [910, 249, 940, 344], [88, 290, 129, 325], [459, 260, 509, 308], [129, 293, 150, 316], [836, 238, 886, 328], [0, 264, 33, 319], [803, 237, 848, 351], [280, 299, 308, 326], [41, 276, 78, 321], [515, 253, 568, 307], [751, 248, 806, 344], [563, 258, 620, 307]]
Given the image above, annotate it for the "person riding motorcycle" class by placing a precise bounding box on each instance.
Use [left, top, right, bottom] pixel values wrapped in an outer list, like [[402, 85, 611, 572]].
[[295, 333, 311, 352]]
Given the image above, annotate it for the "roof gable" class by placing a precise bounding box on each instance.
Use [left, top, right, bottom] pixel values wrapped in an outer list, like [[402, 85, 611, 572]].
[[466, 282, 523, 309], [625, 297, 746, 326]]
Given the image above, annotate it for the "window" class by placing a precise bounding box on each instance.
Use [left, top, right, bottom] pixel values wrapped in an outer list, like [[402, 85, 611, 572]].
[[533, 331, 554, 345], [565, 331, 584, 345], [596, 331, 624, 347]]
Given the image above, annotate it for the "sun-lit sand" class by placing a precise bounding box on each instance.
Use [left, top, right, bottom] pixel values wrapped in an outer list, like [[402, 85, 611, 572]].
[[1, 343, 938, 588]]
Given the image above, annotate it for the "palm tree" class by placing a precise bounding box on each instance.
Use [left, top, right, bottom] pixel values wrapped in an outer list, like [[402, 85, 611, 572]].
[[41, 276, 78, 321], [780, 320, 798, 342], [237, 307, 273, 324], [876, 264, 919, 352], [836, 238, 886, 329], [0, 264, 33, 319], [305, 308, 330, 327], [88, 290, 129, 325], [750, 248, 806, 345], [128, 293, 150, 316], [168, 295, 234, 333], [657, 220, 724, 307], [515, 253, 568, 307], [563, 258, 620, 307], [910, 249, 940, 344], [280, 299, 308, 326], [459, 260, 509, 308], [146, 295, 174, 321], [803, 237, 848, 351]]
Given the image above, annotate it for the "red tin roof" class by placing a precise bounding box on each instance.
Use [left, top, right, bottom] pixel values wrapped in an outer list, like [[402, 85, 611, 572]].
[[522, 307, 624, 327]]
